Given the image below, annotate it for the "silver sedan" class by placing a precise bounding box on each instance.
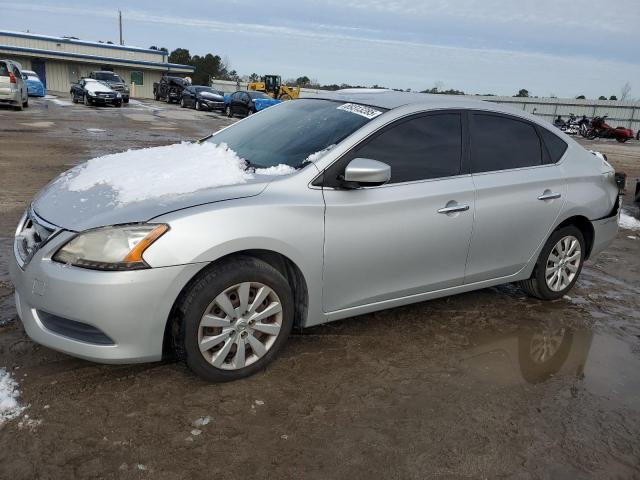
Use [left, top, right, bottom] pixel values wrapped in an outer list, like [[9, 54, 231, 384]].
[[10, 91, 620, 382]]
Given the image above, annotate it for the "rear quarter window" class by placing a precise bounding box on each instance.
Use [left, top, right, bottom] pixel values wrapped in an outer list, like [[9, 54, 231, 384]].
[[539, 128, 568, 163]]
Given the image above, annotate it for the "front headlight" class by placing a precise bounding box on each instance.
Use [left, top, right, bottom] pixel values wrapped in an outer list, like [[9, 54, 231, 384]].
[[53, 224, 168, 271]]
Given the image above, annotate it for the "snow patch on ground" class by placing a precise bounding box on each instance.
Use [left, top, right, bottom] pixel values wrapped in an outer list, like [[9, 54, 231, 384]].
[[49, 98, 73, 106], [620, 212, 640, 231], [61, 142, 295, 205], [0, 368, 25, 425], [86, 128, 106, 133]]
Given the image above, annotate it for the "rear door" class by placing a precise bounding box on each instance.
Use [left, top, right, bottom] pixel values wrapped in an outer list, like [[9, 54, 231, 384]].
[[322, 111, 475, 312], [464, 112, 566, 283], [0, 61, 12, 96]]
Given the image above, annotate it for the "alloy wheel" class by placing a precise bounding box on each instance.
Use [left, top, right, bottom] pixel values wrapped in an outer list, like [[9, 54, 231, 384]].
[[545, 235, 581, 292], [197, 282, 283, 370], [528, 328, 566, 364]]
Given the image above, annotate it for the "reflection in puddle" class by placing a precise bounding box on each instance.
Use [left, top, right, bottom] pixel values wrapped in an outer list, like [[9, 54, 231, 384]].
[[464, 327, 640, 407]]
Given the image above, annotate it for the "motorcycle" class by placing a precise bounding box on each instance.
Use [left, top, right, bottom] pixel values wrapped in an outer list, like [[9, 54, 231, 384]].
[[584, 115, 635, 143], [554, 114, 589, 135]]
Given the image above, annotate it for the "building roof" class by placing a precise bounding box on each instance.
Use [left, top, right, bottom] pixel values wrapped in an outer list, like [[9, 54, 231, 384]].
[[0, 30, 165, 56], [0, 44, 194, 73]]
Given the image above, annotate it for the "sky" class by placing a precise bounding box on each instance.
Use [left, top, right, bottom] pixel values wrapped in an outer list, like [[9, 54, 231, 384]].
[[2, 0, 639, 98]]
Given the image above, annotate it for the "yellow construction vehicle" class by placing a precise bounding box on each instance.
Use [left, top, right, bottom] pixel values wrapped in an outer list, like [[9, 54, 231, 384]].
[[247, 75, 300, 100]]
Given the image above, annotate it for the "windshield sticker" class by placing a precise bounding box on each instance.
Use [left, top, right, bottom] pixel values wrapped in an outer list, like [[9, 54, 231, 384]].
[[337, 103, 383, 119]]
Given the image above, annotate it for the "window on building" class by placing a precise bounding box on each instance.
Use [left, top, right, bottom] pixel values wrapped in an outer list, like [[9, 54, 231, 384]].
[[130, 71, 144, 86]]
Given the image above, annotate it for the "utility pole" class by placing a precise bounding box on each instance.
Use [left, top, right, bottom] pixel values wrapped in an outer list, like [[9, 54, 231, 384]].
[[118, 10, 123, 45]]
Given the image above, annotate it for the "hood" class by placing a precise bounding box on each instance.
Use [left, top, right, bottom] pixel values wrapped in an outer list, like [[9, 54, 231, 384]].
[[86, 82, 113, 94], [32, 142, 295, 232], [199, 91, 224, 101]]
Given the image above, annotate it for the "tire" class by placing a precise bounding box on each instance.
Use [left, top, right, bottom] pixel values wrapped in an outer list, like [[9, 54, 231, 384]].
[[166, 95, 171, 104], [247, 108, 254, 116], [123, 98, 129, 104], [72, 94, 78, 104], [195, 101, 202, 111], [84, 95, 91, 106], [636, 130, 640, 141], [155, 92, 160, 101], [518, 328, 573, 383], [180, 98, 186, 108], [586, 129, 597, 140], [115, 101, 122, 108], [23, 97, 28, 108], [616, 137, 628, 143], [175, 256, 294, 382], [518, 226, 585, 300], [225, 105, 233, 118]]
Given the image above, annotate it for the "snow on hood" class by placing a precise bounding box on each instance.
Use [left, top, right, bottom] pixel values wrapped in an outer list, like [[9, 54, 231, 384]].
[[33, 142, 296, 231], [200, 91, 223, 100], [85, 80, 113, 94], [0, 368, 25, 425]]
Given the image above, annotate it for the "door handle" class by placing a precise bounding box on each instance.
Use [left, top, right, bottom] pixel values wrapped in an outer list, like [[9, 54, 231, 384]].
[[538, 192, 562, 201], [438, 204, 470, 214]]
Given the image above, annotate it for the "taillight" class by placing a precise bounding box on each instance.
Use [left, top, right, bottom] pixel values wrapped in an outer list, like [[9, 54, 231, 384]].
[[8, 72, 16, 84]]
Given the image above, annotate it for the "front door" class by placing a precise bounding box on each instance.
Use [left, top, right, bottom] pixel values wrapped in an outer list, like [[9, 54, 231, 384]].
[[322, 112, 475, 312], [31, 59, 46, 88], [464, 112, 566, 283]]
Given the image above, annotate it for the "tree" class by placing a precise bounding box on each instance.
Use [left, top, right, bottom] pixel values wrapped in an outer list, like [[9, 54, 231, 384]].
[[620, 82, 631, 101], [248, 73, 260, 83], [295, 76, 311, 86], [514, 89, 529, 97], [190, 53, 225, 85], [576, 95, 586, 99], [598, 96, 607, 100], [168, 48, 191, 65], [610, 95, 618, 101]]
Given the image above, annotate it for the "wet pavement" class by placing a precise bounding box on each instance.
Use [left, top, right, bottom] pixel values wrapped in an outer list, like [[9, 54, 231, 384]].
[[0, 96, 639, 479]]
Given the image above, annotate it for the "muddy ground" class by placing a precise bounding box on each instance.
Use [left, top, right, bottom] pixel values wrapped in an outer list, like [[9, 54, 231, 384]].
[[0, 96, 639, 479]]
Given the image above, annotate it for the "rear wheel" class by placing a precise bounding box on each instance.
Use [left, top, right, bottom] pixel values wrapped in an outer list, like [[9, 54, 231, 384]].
[[586, 129, 597, 140], [23, 97, 28, 108], [616, 137, 628, 143], [519, 226, 585, 300], [175, 257, 294, 382]]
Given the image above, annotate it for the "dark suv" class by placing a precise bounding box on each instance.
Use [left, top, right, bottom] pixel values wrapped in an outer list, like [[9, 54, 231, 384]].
[[89, 71, 130, 103]]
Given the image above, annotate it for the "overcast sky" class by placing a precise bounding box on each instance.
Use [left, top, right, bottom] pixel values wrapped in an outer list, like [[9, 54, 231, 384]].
[[2, 0, 639, 98]]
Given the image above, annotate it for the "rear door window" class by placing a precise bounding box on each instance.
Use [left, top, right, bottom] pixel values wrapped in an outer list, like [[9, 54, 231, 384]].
[[471, 113, 542, 173]]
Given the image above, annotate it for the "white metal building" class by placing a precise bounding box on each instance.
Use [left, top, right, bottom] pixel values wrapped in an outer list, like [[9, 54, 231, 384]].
[[0, 30, 194, 98]]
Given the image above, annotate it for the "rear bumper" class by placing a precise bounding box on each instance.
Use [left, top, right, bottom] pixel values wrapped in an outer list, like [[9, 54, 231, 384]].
[[590, 208, 620, 259], [0, 88, 20, 104]]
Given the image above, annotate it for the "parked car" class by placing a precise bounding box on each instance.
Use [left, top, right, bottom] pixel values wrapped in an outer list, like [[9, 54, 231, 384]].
[[0, 59, 28, 110], [89, 71, 129, 103], [70, 78, 123, 107], [225, 90, 281, 117], [22, 70, 46, 97], [180, 86, 225, 111], [153, 76, 188, 103], [10, 91, 620, 382]]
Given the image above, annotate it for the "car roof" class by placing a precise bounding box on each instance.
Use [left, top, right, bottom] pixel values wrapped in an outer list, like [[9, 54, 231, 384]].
[[306, 88, 552, 128], [23, 70, 37, 75]]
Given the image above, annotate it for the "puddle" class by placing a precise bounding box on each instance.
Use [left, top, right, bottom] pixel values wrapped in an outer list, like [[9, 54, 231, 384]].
[[463, 326, 640, 408]]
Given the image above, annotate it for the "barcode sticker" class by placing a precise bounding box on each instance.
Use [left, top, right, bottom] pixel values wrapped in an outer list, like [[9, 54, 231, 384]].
[[337, 103, 383, 119]]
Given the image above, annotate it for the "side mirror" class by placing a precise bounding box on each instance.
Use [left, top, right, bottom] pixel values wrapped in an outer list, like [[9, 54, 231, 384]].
[[342, 158, 391, 188], [22, 73, 28, 80]]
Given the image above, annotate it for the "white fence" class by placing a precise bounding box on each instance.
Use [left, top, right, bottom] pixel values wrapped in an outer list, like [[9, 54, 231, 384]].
[[210, 79, 640, 131]]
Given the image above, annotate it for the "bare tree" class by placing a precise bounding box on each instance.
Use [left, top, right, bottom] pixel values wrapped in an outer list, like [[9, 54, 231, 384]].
[[620, 82, 632, 101]]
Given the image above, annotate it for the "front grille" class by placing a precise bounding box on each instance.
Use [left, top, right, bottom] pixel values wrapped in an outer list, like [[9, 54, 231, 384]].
[[111, 85, 126, 92], [97, 92, 114, 98], [15, 209, 59, 267]]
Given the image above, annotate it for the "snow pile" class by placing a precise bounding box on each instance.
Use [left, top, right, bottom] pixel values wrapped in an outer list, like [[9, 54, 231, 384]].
[[619, 212, 640, 231], [61, 142, 295, 205], [0, 368, 25, 425], [305, 144, 336, 164]]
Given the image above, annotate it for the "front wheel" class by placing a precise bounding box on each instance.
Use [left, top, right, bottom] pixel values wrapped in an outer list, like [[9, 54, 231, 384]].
[[616, 137, 628, 143], [586, 129, 597, 140], [84, 95, 91, 106], [176, 257, 294, 382], [225, 105, 233, 118], [518, 226, 585, 300], [180, 98, 186, 108], [195, 100, 202, 111]]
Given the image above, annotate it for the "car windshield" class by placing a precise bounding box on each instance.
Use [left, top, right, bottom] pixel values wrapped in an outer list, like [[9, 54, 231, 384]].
[[206, 99, 386, 169], [247, 91, 271, 99], [94, 72, 122, 82], [0, 62, 8, 77]]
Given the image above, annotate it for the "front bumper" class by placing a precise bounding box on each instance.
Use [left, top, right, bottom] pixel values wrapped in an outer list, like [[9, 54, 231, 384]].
[[200, 100, 225, 110], [88, 95, 121, 105], [9, 229, 206, 364]]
